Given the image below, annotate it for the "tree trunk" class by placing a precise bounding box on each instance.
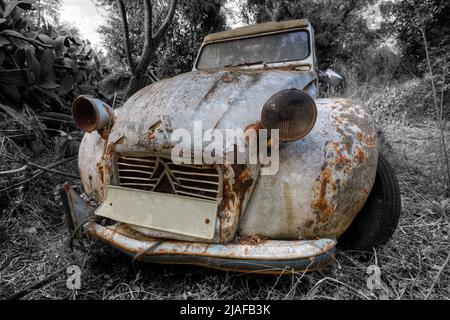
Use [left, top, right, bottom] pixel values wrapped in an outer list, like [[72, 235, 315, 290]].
[[127, 74, 148, 97]]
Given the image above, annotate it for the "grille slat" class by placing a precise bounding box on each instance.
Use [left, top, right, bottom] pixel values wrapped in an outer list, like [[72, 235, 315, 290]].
[[118, 169, 153, 175], [171, 170, 218, 177], [121, 183, 157, 187], [117, 163, 156, 169], [175, 184, 219, 194], [120, 176, 156, 182], [177, 177, 219, 185], [119, 157, 156, 163], [116, 154, 221, 201], [176, 190, 218, 201]]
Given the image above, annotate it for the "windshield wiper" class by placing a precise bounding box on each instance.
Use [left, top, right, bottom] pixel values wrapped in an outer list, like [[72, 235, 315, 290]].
[[224, 61, 264, 68]]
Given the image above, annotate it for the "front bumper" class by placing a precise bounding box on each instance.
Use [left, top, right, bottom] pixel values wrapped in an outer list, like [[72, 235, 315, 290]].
[[63, 184, 337, 274]]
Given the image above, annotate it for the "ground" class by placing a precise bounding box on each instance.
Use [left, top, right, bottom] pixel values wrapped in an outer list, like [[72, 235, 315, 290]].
[[0, 81, 449, 300]]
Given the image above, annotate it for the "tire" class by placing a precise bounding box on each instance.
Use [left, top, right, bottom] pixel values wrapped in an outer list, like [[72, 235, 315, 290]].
[[338, 153, 401, 252]]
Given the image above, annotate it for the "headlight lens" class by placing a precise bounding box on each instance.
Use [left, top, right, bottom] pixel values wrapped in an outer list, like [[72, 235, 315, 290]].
[[72, 96, 114, 133], [261, 88, 317, 142]]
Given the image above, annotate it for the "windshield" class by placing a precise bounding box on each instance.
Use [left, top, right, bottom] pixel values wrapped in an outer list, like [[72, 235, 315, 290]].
[[196, 30, 310, 70]]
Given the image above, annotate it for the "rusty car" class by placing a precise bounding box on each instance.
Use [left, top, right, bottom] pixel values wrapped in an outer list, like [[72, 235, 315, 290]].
[[63, 19, 401, 274]]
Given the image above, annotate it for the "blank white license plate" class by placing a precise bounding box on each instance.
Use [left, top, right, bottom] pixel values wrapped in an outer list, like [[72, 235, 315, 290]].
[[95, 186, 218, 240]]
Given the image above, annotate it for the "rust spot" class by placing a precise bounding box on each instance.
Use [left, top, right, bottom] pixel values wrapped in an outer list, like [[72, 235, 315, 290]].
[[239, 168, 252, 183], [147, 121, 162, 140], [218, 164, 255, 242], [231, 165, 254, 204], [305, 220, 314, 228], [96, 162, 105, 185], [244, 122, 262, 134], [357, 132, 377, 148], [238, 234, 264, 245], [96, 106, 115, 140], [105, 136, 125, 156], [354, 147, 368, 165], [311, 167, 336, 223], [221, 73, 238, 83]]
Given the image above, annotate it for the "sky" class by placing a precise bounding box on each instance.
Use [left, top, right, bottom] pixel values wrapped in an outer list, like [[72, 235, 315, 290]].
[[60, 0, 242, 51], [60, 0, 107, 49]]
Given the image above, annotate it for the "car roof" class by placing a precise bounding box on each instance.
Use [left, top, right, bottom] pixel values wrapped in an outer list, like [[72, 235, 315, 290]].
[[203, 19, 310, 44]]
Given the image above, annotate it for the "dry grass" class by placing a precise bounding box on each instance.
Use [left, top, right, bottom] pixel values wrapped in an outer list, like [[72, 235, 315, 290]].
[[0, 82, 449, 300]]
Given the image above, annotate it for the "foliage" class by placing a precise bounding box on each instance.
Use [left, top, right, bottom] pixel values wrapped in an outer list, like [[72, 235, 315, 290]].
[[239, 0, 381, 67], [25, 0, 62, 25], [97, 0, 227, 79], [0, 0, 109, 112], [391, 0, 450, 75], [156, 0, 227, 78]]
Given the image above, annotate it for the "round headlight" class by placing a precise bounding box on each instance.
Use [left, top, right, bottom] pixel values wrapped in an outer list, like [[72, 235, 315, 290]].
[[261, 88, 317, 142], [72, 96, 114, 133]]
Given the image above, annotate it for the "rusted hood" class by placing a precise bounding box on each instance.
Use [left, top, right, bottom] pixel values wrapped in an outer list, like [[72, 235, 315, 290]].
[[107, 69, 317, 149]]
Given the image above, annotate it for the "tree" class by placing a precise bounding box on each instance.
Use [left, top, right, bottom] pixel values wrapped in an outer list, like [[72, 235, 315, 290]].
[[392, 0, 450, 75], [239, 0, 377, 68], [155, 0, 227, 78], [97, 0, 227, 84], [29, 0, 62, 25], [116, 0, 178, 97]]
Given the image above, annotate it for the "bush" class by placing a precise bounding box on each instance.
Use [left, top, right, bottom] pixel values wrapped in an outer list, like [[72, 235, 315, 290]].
[[0, 0, 109, 113]]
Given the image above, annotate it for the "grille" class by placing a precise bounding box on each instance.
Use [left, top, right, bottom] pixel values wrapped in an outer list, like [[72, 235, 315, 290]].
[[116, 154, 221, 201]]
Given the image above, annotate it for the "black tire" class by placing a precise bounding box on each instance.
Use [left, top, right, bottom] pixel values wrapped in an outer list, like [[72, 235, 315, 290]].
[[338, 153, 401, 252]]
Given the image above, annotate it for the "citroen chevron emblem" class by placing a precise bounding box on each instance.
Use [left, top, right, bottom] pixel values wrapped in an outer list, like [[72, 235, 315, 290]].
[[152, 158, 179, 193]]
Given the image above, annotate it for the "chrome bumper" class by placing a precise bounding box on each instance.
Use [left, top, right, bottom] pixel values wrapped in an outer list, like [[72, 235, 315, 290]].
[[63, 184, 336, 274]]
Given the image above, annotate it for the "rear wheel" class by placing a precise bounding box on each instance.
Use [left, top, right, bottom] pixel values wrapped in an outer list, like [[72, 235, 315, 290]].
[[338, 154, 401, 251]]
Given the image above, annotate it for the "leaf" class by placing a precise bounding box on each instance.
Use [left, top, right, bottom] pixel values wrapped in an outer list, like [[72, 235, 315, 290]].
[[0, 84, 21, 104], [33, 86, 64, 110], [38, 79, 59, 90], [37, 34, 55, 46], [0, 69, 29, 86], [56, 75, 74, 96], [0, 103, 28, 127], [39, 49, 54, 80], [25, 47, 41, 82], [3, 1, 36, 19], [0, 36, 10, 46], [14, 48, 26, 68], [54, 36, 77, 57], [0, 30, 52, 48], [63, 57, 73, 69]]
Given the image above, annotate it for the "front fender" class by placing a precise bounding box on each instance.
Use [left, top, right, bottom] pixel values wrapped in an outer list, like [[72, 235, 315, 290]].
[[239, 98, 379, 240]]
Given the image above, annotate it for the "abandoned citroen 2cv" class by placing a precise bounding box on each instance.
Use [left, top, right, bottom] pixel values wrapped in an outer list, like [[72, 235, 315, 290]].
[[64, 19, 401, 274]]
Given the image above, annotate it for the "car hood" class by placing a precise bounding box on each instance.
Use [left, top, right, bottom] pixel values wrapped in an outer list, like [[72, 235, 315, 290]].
[[108, 69, 317, 149]]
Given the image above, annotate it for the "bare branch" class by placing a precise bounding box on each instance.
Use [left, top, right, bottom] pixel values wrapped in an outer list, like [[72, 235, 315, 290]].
[[153, 0, 178, 46], [135, 0, 153, 74], [0, 165, 28, 176], [126, 0, 178, 97], [117, 0, 135, 74], [27, 162, 80, 180]]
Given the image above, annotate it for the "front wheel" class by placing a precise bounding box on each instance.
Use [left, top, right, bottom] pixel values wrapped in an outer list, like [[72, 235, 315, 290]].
[[338, 154, 401, 252]]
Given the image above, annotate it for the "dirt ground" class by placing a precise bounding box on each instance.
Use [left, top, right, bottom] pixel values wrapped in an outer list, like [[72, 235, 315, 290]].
[[1, 91, 449, 300]]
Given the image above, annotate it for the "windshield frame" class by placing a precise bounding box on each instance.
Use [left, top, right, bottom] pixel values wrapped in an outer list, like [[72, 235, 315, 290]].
[[194, 29, 312, 71]]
